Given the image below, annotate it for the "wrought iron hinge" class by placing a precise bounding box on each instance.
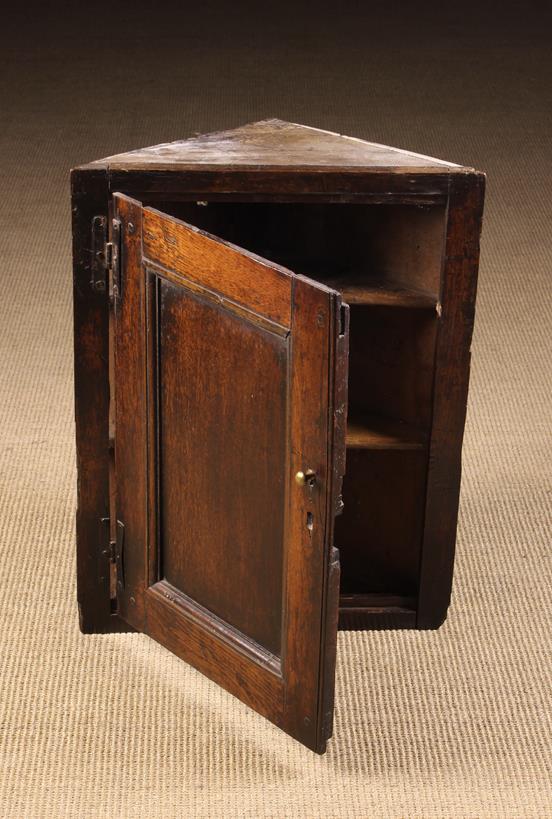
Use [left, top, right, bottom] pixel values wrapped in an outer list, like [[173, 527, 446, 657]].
[[110, 218, 122, 301], [90, 215, 122, 299], [100, 516, 125, 592], [90, 216, 108, 292]]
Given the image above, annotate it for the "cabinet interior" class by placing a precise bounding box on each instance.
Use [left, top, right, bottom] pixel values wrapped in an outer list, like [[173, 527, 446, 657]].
[[149, 200, 447, 626]]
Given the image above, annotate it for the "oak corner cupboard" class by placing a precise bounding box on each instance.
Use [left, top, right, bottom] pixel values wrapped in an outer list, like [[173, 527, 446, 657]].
[[71, 119, 485, 753]]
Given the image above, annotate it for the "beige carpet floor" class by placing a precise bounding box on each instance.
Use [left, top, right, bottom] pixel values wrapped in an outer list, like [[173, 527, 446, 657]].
[[0, 3, 551, 817]]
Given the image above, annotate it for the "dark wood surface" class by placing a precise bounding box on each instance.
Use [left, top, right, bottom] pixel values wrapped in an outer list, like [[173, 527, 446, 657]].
[[335, 449, 426, 597], [338, 605, 417, 631], [347, 306, 438, 431], [158, 277, 288, 655], [72, 167, 131, 634], [112, 194, 148, 630], [416, 172, 485, 628], [284, 277, 344, 751], [106, 168, 453, 201], [110, 195, 345, 752]]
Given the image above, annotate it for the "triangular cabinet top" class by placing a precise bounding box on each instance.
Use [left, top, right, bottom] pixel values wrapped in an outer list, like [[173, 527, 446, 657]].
[[88, 119, 471, 174]]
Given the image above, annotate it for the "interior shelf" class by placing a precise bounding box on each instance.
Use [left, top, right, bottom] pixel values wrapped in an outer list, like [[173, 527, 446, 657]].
[[339, 593, 417, 612], [338, 593, 417, 630], [326, 275, 438, 309], [345, 414, 427, 450]]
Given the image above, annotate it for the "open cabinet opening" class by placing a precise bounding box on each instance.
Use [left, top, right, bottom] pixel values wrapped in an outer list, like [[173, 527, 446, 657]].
[[146, 199, 447, 627]]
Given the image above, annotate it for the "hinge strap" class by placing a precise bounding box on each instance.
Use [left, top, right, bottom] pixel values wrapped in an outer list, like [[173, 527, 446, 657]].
[[110, 218, 122, 301], [90, 216, 108, 292], [90, 215, 122, 298], [114, 519, 125, 591], [99, 516, 125, 593]]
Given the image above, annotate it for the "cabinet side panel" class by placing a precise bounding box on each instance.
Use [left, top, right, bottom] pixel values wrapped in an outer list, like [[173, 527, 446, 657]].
[[72, 167, 131, 633], [417, 173, 485, 628]]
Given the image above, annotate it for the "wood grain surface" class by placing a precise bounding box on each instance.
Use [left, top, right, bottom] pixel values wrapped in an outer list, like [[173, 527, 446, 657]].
[[95, 119, 461, 170]]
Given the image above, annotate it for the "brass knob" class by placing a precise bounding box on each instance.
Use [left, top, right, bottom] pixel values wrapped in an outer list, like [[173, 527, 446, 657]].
[[295, 469, 316, 487]]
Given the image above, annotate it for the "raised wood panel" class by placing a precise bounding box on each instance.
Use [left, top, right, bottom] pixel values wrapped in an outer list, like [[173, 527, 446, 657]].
[[157, 278, 289, 656]]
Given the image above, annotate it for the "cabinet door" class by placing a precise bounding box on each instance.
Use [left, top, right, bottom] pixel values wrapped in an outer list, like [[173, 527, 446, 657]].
[[111, 193, 348, 752]]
